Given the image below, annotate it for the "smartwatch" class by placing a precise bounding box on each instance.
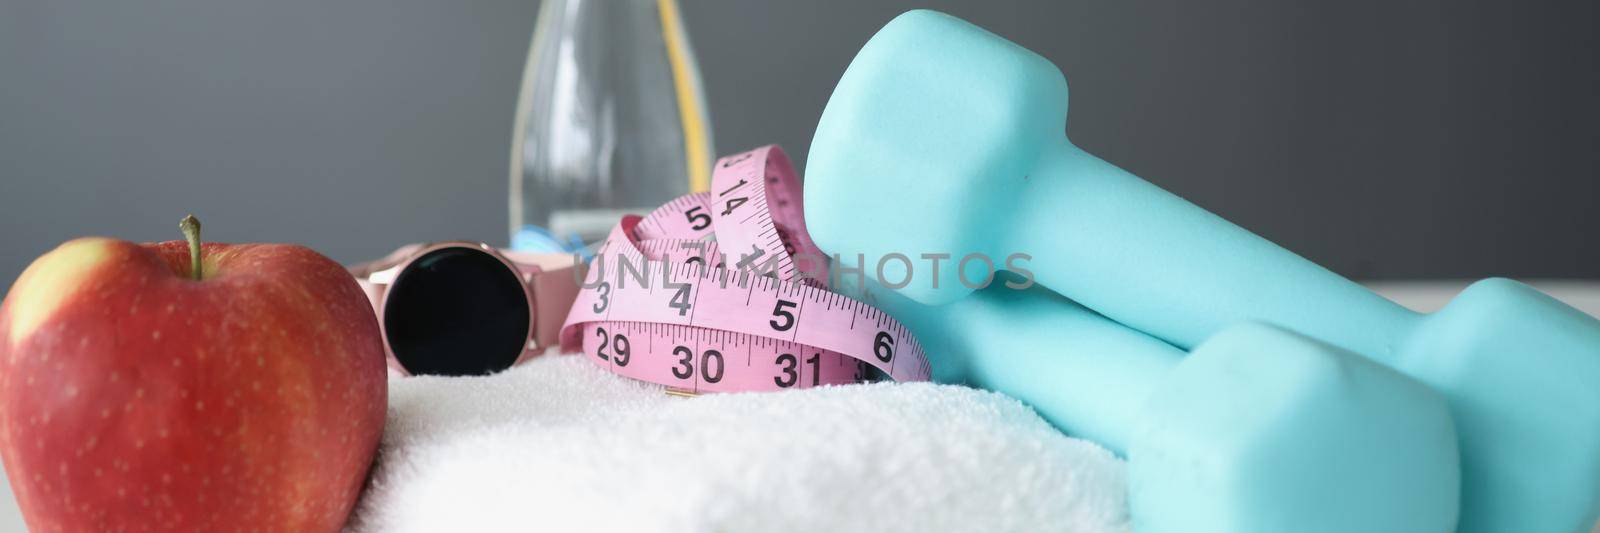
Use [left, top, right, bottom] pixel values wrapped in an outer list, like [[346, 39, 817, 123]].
[[348, 242, 579, 376]]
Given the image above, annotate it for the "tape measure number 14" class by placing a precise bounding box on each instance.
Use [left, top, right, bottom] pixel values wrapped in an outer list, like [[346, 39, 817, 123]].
[[560, 145, 932, 393]]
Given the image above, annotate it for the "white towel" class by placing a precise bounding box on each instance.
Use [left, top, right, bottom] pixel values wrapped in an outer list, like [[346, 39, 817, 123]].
[[348, 353, 1129, 533]]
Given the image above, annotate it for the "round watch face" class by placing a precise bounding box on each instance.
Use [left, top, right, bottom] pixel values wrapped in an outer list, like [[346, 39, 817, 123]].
[[382, 246, 531, 376]]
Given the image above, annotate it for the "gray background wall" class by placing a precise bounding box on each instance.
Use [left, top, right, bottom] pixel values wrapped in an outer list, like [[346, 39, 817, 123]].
[[1, 0, 1595, 285]]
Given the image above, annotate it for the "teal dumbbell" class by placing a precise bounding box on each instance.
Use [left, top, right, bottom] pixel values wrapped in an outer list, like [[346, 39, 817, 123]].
[[847, 274, 1458, 533], [805, 10, 1600, 532]]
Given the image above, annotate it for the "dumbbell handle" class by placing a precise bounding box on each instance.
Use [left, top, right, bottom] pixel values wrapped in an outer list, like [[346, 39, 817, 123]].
[[1008, 139, 1425, 359], [863, 275, 1183, 452]]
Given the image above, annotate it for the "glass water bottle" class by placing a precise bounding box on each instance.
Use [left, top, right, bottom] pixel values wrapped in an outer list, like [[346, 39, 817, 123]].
[[509, 0, 714, 252]]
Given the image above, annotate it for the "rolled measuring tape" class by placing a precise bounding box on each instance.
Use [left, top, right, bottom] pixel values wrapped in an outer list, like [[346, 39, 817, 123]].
[[559, 145, 932, 393]]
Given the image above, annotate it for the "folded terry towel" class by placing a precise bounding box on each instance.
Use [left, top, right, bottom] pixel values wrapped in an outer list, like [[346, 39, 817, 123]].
[[349, 353, 1128, 533]]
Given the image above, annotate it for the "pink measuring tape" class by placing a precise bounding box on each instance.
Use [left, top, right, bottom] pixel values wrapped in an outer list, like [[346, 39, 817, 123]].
[[560, 145, 932, 393]]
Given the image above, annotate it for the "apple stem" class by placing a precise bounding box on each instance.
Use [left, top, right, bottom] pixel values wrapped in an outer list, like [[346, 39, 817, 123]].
[[179, 214, 203, 281]]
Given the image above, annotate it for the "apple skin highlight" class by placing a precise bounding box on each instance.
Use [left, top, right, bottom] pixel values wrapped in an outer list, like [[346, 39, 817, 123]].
[[0, 236, 387, 532]]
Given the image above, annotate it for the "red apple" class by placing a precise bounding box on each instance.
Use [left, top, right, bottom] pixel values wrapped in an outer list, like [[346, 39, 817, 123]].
[[0, 216, 386, 531]]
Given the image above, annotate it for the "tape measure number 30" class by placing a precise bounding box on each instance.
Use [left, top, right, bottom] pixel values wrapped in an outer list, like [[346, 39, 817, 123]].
[[560, 145, 931, 393]]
